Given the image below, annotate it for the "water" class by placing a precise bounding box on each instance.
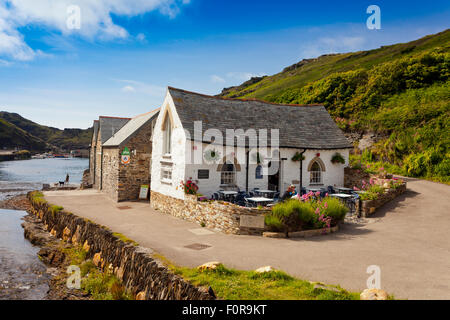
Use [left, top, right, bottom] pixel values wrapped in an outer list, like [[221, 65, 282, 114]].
[[0, 158, 88, 200], [0, 209, 49, 300], [0, 158, 88, 300]]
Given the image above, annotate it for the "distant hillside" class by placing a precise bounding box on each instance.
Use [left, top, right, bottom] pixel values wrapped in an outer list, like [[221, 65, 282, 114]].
[[220, 29, 450, 183], [0, 112, 92, 152]]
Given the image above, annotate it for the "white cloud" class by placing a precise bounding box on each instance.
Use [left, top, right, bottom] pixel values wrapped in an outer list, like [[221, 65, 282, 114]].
[[121, 85, 136, 93], [210, 75, 225, 83], [0, 0, 189, 62]]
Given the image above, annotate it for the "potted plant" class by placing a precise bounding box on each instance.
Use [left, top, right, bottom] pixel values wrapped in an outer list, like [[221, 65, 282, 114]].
[[331, 153, 345, 164], [291, 152, 305, 162]]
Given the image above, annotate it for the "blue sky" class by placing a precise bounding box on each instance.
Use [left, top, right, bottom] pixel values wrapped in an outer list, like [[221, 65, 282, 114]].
[[0, 0, 449, 129]]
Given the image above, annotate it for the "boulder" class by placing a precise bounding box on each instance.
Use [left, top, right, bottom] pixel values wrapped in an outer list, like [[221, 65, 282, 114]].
[[360, 288, 389, 300], [93, 252, 103, 267], [136, 292, 146, 300], [197, 261, 222, 271], [254, 266, 275, 273]]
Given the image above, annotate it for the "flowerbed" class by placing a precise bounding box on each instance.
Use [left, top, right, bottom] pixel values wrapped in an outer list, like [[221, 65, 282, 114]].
[[264, 192, 348, 237]]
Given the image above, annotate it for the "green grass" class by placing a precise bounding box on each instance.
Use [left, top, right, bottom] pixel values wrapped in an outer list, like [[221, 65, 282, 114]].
[[172, 264, 359, 300], [112, 232, 139, 246]]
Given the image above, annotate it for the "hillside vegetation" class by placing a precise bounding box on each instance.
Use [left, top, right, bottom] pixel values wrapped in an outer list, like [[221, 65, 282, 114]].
[[0, 112, 92, 152], [220, 29, 450, 183]]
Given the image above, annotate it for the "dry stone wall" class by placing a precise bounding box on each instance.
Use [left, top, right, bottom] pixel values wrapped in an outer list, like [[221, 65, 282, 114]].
[[28, 192, 214, 300]]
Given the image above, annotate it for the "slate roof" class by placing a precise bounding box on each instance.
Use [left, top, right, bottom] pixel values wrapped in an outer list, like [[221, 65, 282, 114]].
[[103, 109, 160, 147], [98, 116, 131, 144], [168, 87, 352, 149], [91, 120, 99, 146]]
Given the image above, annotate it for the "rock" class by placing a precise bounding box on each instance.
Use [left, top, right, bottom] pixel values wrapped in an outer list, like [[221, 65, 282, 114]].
[[62, 227, 71, 241], [254, 266, 275, 273], [360, 288, 389, 300], [136, 291, 146, 300], [93, 252, 102, 267], [197, 261, 222, 271], [82, 240, 90, 252]]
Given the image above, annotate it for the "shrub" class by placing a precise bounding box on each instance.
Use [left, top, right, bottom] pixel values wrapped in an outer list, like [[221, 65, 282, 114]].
[[319, 197, 348, 223], [265, 200, 315, 233]]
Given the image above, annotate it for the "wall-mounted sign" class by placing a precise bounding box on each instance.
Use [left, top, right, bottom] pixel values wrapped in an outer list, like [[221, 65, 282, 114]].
[[139, 185, 149, 200], [121, 147, 131, 165]]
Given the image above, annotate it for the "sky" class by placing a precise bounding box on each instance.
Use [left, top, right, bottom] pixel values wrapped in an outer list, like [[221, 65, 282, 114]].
[[0, 0, 449, 129]]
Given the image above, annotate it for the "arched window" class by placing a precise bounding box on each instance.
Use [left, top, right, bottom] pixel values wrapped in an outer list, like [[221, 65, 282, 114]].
[[310, 161, 322, 184], [221, 162, 236, 185], [162, 113, 172, 155], [255, 165, 263, 179]]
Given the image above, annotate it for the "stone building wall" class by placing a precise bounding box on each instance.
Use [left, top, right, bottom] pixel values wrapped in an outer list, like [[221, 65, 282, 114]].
[[117, 121, 153, 202], [151, 191, 270, 234], [28, 192, 214, 300], [101, 147, 120, 201], [94, 132, 103, 190]]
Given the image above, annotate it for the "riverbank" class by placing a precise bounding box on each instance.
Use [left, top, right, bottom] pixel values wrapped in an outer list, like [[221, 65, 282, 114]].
[[0, 194, 31, 211]]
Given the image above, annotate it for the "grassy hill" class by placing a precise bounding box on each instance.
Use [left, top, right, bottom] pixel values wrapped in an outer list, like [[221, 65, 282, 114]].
[[0, 112, 92, 152], [220, 29, 450, 183]]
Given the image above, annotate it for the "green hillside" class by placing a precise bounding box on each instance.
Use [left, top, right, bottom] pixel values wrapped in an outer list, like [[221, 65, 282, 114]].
[[0, 118, 47, 151], [220, 29, 450, 183], [0, 112, 92, 152]]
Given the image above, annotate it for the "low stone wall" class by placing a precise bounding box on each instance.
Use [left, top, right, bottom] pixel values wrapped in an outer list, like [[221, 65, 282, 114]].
[[28, 192, 214, 300], [150, 191, 269, 235], [359, 183, 407, 217], [263, 225, 340, 239]]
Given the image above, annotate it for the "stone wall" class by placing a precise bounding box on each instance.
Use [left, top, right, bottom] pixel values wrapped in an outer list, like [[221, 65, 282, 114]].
[[28, 192, 214, 300], [117, 121, 153, 202], [151, 191, 269, 235], [101, 148, 120, 201], [344, 167, 371, 189], [359, 183, 407, 217]]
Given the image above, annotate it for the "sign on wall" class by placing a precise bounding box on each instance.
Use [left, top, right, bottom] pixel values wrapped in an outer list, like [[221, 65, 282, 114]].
[[121, 147, 131, 165], [139, 185, 149, 200]]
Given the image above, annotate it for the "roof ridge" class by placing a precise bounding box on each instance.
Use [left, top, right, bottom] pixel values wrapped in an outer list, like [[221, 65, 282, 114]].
[[99, 116, 131, 120], [167, 86, 324, 108]]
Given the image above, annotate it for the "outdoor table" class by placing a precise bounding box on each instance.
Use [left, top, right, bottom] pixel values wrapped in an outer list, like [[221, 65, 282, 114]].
[[330, 193, 353, 198], [246, 197, 274, 206], [337, 187, 353, 194], [218, 190, 238, 201], [307, 187, 322, 193], [255, 190, 276, 198]]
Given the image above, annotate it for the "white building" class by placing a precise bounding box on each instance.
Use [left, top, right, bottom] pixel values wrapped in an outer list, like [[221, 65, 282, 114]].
[[150, 87, 352, 200]]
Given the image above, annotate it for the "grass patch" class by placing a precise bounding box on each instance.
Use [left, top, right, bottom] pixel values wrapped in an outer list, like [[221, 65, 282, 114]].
[[112, 232, 139, 246], [62, 245, 132, 300], [170, 263, 359, 300]]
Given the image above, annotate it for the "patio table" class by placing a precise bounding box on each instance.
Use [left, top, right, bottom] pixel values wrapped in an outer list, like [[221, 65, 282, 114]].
[[307, 187, 322, 193], [337, 187, 353, 194], [255, 190, 277, 198], [218, 190, 238, 201], [246, 197, 274, 206], [330, 193, 353, 198]]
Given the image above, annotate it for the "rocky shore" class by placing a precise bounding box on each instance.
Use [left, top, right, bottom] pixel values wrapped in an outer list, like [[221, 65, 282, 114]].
[[1, 194, 89, 300]]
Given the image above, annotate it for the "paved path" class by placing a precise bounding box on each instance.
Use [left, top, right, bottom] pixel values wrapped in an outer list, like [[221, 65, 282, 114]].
[[44, 177, 450, 300]]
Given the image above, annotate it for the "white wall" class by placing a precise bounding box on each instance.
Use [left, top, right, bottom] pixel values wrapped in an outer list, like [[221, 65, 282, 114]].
[[279, 148, 349, 192], [150, 91, 186, 200]]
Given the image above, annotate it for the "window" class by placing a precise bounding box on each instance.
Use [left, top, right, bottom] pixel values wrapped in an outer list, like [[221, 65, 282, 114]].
[[163, 114, 172, 155], [255, 165, 263, 179], [161, 165, 172, 183], [198, 169, 209, 180], [310, 161, 322, 184], [221, 162, 236, 185]]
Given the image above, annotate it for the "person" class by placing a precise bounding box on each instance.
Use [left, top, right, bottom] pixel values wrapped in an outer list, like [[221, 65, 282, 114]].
[[281, 185, 297, 201], [65, 173, 70, 184]]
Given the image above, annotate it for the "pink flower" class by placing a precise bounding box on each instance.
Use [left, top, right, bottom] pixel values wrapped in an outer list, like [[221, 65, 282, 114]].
[[315, 208, 320, 214], [315, 191, 321, 197], [324, 202, 328, 209], [353, 186, 360, 191]]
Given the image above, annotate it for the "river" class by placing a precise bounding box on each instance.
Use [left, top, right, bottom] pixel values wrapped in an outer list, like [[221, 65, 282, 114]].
[[0, 158, 88, 300]]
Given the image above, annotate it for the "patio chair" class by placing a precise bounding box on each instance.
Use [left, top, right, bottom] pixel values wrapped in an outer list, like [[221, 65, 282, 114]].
[[212, 193, 219, 201], [327, 186, 336, 194], [320, 188, 327, 198]]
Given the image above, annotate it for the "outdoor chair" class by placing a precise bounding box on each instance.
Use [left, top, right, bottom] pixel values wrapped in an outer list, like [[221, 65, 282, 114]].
[[327, 186, 336, 194], [301, 187, 307, 196], [212, 193, 219, 200]]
